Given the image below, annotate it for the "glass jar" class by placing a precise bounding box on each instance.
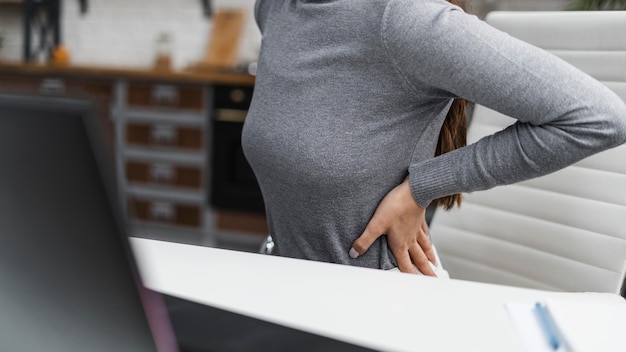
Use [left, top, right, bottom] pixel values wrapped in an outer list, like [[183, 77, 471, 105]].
[[154, 32, 173, 71]]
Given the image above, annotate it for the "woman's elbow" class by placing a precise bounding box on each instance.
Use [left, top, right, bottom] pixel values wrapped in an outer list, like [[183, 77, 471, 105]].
[[603, 98, 626, 147], [578, 93, 626, 150]]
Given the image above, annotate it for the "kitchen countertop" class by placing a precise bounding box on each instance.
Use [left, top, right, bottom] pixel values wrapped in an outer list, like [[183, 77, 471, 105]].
[[0, 61, 256, 85]]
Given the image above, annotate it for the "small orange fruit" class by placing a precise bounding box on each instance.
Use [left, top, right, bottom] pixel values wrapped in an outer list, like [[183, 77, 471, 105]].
[[52, 45, 70, 66]]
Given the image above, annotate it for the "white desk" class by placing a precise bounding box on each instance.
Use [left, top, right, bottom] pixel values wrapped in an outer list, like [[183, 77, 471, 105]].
[[129, 237, 625, 352]]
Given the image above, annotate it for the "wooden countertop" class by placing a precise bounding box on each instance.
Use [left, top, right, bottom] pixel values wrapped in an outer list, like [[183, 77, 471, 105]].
[[0, 61, 255, 85]]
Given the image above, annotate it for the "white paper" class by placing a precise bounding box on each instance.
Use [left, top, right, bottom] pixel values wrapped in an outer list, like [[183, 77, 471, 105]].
[[506, 299, 626, 352], [505, 302, 569, 352]]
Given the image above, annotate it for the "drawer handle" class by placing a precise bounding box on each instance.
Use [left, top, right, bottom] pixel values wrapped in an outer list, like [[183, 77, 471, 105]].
[[152, 84, 179, 105], [40, 79, 66, 95], [150, 163, 175, 182], [215, 109, 248, 123], [151, 125, 178, 144], [151, 202, 175, 221]]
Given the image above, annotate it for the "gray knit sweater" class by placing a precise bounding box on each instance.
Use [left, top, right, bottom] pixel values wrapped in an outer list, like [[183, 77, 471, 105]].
[[241, 0, 626, 270]]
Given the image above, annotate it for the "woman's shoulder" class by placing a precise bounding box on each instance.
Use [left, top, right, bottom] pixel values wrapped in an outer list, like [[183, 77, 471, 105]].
[[383, 0, 464, 32], [254, 0, 398, 34], [381, 0, 475, 59]]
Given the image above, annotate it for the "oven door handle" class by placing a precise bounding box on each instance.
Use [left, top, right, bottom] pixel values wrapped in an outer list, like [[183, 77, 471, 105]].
[[215, 109, 248, 123]]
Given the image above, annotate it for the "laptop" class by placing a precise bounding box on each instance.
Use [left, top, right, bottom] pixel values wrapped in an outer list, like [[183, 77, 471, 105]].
[[0, 94, 374, 352]]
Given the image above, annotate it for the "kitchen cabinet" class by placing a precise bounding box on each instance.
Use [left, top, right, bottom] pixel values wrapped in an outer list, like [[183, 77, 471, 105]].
[[0, 63, 265, 246], [113, 79, 209, 240]]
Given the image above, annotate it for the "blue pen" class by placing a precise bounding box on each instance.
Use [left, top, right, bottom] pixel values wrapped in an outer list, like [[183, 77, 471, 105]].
[[534, 302, 562, 350]]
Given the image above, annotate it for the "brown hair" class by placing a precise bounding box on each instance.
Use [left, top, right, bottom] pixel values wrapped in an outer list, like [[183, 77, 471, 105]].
[[431, 0, 469, 211]]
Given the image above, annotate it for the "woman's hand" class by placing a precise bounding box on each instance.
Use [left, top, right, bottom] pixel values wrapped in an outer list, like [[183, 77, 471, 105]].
[[349, 177, 437, 276]]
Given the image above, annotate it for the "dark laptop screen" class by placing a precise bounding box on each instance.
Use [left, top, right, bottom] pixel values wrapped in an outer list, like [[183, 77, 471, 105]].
[[0, 96, 166, 352]]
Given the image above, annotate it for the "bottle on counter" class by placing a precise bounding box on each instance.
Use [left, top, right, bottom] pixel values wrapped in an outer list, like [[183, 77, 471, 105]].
[[154, 32, 173, 71]]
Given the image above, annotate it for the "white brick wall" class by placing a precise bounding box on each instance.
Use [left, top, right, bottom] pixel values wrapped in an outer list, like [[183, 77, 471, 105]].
[[0, 6, 24, 62], [62, 0, 259, 70]]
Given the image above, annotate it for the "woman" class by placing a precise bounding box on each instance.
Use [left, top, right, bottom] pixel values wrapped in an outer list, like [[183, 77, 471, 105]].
[[241, 0, 626, 276]]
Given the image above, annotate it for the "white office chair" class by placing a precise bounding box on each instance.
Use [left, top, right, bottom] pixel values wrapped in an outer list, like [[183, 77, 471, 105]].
[[430, 11, 626, 295]]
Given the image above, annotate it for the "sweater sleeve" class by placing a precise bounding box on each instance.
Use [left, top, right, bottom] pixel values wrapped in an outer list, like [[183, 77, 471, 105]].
[[382, 0, 626, 207]]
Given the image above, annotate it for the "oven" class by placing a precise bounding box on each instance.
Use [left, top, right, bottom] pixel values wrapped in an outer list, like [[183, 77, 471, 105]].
[[210, 84, 265, 213]]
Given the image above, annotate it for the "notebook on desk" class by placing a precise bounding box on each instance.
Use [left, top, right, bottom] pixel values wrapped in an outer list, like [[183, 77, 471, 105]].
[[0, 94, 373, 352]]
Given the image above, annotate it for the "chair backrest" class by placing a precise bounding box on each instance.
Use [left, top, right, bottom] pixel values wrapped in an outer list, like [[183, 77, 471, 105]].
[[430, 11, 626, 295]]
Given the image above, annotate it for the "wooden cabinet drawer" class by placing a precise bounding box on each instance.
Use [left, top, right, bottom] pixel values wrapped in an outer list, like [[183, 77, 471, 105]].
[[0, 75, 42, 93], [129, 198, 202, 228], [127, 83, 204, 111], [126, 161, 203, 189], [126, 123, 203, 150], [66, 80, 114, 100], [216, 210, 268, 235], [0, 76, 113, 100]]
